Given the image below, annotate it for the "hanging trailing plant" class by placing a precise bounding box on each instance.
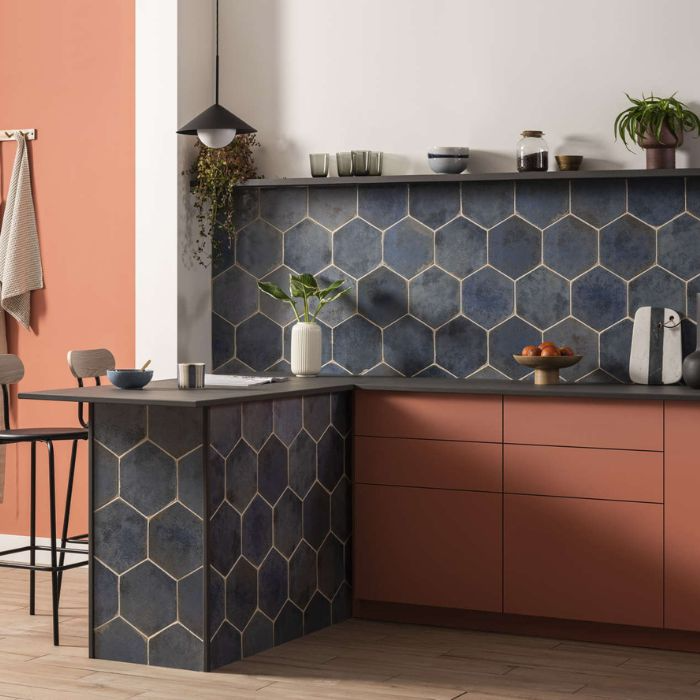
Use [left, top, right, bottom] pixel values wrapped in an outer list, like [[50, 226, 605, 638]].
[[186, 134, 259, 266]]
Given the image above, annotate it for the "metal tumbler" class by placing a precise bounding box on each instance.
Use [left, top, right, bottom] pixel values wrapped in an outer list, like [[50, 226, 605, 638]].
[[178, 362, 205, 389]]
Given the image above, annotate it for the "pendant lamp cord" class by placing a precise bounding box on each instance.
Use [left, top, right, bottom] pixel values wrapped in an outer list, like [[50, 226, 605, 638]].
[[215, 0, 220, 104]]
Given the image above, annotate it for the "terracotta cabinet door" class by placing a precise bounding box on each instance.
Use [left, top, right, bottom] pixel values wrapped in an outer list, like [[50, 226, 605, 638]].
[[665, 402, 700, 631], [504, 495, 663, 627], [354, 484, 502, 612]]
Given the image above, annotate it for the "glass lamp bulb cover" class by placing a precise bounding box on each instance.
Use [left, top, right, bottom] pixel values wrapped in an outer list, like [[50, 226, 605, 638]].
[[197, 128, 236, 149]]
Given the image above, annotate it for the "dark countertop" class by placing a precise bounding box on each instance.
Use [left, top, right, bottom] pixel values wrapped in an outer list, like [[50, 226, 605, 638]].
[[18, 376, 700, 407]]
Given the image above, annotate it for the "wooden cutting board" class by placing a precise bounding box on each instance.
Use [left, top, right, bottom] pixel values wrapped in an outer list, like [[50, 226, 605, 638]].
[[629, 306, 682, 385]]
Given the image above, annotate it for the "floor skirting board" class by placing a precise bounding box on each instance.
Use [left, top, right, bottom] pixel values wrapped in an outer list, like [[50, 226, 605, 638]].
[[0, 533, 87, 566]]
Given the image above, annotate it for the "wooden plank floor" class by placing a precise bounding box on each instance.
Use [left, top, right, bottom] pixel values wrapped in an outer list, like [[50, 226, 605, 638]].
[[1, 568, 700, 699]]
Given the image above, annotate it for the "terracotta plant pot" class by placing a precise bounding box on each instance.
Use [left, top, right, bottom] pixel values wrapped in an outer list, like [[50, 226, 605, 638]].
[[638, 122, 683, 170]]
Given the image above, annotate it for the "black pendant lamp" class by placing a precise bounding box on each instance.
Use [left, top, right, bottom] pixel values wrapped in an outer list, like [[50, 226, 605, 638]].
[[177, 0, 256, 148]]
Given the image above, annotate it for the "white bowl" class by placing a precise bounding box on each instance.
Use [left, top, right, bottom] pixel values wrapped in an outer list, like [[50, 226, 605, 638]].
[[428, 147, 470, 174]]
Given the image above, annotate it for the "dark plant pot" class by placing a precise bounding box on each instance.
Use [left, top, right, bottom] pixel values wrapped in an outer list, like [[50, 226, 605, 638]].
[[639, 123, 683, 170], [682, 293, 700, 388]]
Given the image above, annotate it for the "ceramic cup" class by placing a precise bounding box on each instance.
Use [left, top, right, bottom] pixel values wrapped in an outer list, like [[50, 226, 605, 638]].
[[178, 362, 205, 389]]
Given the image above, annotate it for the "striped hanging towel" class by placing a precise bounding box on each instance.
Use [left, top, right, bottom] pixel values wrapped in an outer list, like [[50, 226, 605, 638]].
[[0, 132, 43, 329]]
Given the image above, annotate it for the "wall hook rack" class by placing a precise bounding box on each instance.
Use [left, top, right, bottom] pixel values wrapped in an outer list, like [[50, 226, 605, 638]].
[[0, 129, 36, 141]]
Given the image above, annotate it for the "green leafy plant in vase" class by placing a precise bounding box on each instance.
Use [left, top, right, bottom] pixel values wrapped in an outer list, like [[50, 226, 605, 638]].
[[258, 273, 351, 376], [614, 93, 700, 169]]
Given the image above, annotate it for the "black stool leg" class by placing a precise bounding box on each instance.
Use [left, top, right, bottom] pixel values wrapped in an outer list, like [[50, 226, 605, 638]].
[[46, 441, 59, 646], [57, 439, 78, 600], [29, 441, 36, 615]]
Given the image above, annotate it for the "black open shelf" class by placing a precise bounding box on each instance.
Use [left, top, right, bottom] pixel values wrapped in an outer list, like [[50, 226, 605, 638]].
[[236, 168, 700, 189]]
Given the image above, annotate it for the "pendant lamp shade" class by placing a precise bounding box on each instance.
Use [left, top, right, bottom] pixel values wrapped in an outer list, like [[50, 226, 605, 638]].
[[177, 0, 256, 148]]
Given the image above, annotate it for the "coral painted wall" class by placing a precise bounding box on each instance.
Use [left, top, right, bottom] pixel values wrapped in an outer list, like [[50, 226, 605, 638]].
[[0, 0, 134, 537]]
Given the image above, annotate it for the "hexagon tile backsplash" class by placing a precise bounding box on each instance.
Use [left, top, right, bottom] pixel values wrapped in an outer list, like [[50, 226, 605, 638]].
[[212, 176, 700, 383]]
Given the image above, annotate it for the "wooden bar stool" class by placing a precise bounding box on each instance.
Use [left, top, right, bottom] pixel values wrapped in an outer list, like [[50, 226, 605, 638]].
[[0, 354, 88, 645]]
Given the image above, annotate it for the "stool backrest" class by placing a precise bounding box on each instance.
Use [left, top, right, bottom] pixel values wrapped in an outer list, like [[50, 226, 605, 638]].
[[67, 348, 115, 428], [0, 354, 24, 430]]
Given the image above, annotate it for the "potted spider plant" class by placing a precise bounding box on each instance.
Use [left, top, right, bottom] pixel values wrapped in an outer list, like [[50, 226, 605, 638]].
[[614, 93, 700, 169], [259, 273, 350, 377]]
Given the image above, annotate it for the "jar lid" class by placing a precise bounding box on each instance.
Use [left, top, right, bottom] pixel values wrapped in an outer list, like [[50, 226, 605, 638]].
[[521, 130, 544, 137]]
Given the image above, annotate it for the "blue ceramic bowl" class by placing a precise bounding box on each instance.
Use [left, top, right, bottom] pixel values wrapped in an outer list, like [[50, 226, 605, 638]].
[[107, 369, 154, 390]]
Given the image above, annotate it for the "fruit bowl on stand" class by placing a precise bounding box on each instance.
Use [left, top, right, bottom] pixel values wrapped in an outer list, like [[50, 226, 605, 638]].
[[513, 354, 583, 385]]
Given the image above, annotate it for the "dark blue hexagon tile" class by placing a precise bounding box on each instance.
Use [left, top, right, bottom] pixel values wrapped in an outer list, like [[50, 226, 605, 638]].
[[318, 535, 344, 600], [309, 186, 356, 230], [384, 317, 434, 376], [303, 483, 330, 550], [149, 503, 202, 579], [289, 541, 317, 609], [317, 427, 344, 491], [94, 499, 146, 574], [213, 266, 257, 325], [94, 403, 146, 457], [226, 557, 257, 632], [658, 213, 700, 280], [275, 601, 304, 646], [461, 267, 513, 329], [600, 319, 633, 383], [629, 267, 686, 317], [94, 618, 146, 665], [258, 549, 288, 619], [547, 318, 598, 381], [357, 267, 407, 327], [260, 187, 307, 232], [543, 216, 597, 280], [210, 622, 241, 668], [236, 314, 283, 371], [331, 476, 351, 543], [209, 502, 241, 576], [333, 315, 381, 374], [358, 183, 408, 230], [225, 441, 257, 514], [212, 314, 235, 369], [571, 179, 626, 228], [384, 219, 434, 278], [120, 561, 176, 637], [516, 180, 569, 228], [236, 219, 283, 277], [303, 394, 330, 440], [688, 276, 700, 320], [274, 488, 302, 557], [210, 404, 241, 458], [285, 219, 332, 275], [289, 429, 317, 499], [258, 436, 287, 506], [409, 183, 460, 229], [435, 317, 487, 377], [435, 217, 487, 279], [242, 401, 273, 450], [304, 592, 331, 634], [178, 569, 204, 638], [409, 267, 460, 327], [489, 217, 541, 279], [572, 267, 627, 331], [94, 560, 118, 628], [149, 406, 202, 460], [489, 317, 541, 379], [462, 181, 514, 228], [628, 177, 684, 226], [600, 215, 656, 280], [242, 495, 272, 566], [149, 624, 203, 671], [334, 218, 382, 279], [688, 178, 700, 218], [243, 612, 274, 658], [273, 397, 302, 446], [516, 267, 570, 331], [207, 447, 226, 515], [94, 443, 118, 510]]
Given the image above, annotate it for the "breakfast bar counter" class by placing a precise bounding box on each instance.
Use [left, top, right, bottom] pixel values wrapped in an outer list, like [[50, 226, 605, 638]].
[[18, 376, 700, 671]]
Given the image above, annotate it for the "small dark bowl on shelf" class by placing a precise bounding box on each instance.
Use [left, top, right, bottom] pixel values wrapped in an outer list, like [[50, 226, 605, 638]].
[[555, 155, 583, 171], [107, 369, 154, 390]]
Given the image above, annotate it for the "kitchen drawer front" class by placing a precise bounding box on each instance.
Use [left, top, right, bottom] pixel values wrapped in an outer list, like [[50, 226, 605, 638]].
[[355, 436, 502, 492], [354, 391, 502, 442], [355, 484, 502, 612], [504, 494, 663, 628], [504, 444, 663, 502], [504, 397, 663, 451]]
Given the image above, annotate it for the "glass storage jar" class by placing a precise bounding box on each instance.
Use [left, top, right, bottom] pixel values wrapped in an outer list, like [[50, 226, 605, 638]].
[[517, 130, 549, 172]]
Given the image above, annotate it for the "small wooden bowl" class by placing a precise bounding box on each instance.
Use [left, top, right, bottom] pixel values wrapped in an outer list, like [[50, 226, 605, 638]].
[[555, 155, 583, 171], [513, 355, 583, 385]]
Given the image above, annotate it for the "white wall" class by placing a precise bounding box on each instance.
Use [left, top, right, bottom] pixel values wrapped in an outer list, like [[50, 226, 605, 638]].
[[219, 0, 700, 177], [136, 0, 214, 377]]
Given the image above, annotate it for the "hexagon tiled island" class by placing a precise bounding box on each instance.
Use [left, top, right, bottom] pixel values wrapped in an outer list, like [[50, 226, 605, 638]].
[[86, 391, 352, 671]]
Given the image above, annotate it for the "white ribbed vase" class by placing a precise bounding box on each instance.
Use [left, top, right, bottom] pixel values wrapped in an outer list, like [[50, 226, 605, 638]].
[[291, 322, 322, 377]]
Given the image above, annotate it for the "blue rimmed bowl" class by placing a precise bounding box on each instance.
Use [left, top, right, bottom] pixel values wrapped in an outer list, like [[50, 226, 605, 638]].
[[107, 369, 154, 390]]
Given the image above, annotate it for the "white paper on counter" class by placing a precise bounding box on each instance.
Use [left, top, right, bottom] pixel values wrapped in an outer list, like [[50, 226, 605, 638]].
[[204, 374, 288, 388]]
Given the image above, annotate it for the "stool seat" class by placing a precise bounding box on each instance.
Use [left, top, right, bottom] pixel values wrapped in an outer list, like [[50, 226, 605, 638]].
[[0, 427, 88, 443]]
